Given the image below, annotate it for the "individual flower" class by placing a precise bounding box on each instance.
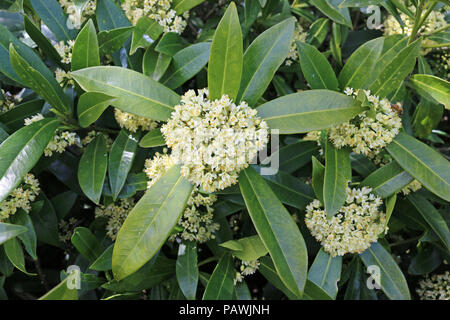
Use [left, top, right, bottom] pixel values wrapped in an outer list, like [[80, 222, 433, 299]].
[[401, 179, 422, 195], [0, 89, 22, 113], [59, 0, 96, 29], [0, 173, 40, 222], [95, 198, 135, 240], [24, 114, 77, 157], [54, 40, 75, 64], [59, 217, 79, 243], [285, 23, 307, 66], [416, 271, 450, 300], [305, 186, 386, 257], [144, 152, 220, 243], [234, 259, 260, 285], [114, 108, 158, 132], [81, 130, 113, 149], [304, 88, 402, 161], [55, 68, 74, 87], [161, 88, 269, 193], [121, 0, 189, 34]]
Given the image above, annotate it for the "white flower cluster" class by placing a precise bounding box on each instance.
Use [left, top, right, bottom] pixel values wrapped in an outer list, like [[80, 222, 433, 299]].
[[161, 88, 269, 193], [81, 130, 113, 149], [0, 173, 40, 222], [0, 89, 21, 113], [54, 40, 75, 64], [24, 114, 77, 157], [95, 198, 136, 240], [416, 271, 450, 300], [59, 0, 96, 29], [144, 152, 220, 243], [401, 179, 422, 195], [114, 108, 159, 132], [304, 88, 402, 160], [305, 186, 386, 257], [122, 0, 188, 34], [234, 260, 260, 285], [55, 69, 74, 87], [58, 217, 79, 243], [285, 23, 307, 66]]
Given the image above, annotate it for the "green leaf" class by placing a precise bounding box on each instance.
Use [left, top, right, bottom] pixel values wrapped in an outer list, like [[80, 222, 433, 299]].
[[386, 132, 450, 202], [323, 140, 351, 217], [176, 241, 198, 300], [361, 161, 414, 198], [339, 0, 382, 7], [77, 92, 116, 128], [71, 19, 100, 71], [221, 235, 269, 261], [296, 42, 339, 90], [369, 38, 421, 98], [89, 244, 113, 271], [9, 44, 70, 114], [151, 52, 172, 81], [202, 253, 235, 300], [268, 141, 319, 173], [10, 210, 37, 259], [208, 2, 243, 101], [307, 248, 342, 299], [98, 27, 134, 56], [338, 37, 383, 90], [359, 242, 411, 300], [239, 166, 308, 298], [155, 32, 189, 56], [139, 128, 165, 148], [312, 156, 325, 203], [29, 0, 76, 41], [257, 90, 363, 134], [109, 129, 140, 201], [78, 134, 108, 204], [407, 194, 450, 251], [72, 66, 180, 121], [258, 256, 298, 299], [0, 118, 59, 202], [112, 165, 193, 280], [130, 17, 164, 55], [410, 74, 450, 109], [0, 99, 44, 132], [162, 42, 211, 89], [0, 222, 27, 245], [4, 237, 35, 275], [172, 0, 204, 14], [30, 195, 61, 248], [236, 17, 295, 106], [310, 0, 352, 28], [39, 277, 78, 300], [71, 227, 104, 262], [96, 0, 131, 31], [306, 18, 330, 47]]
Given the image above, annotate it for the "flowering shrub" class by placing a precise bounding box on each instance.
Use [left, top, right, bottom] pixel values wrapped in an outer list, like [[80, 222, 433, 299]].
[[0, 0, 449, 302]]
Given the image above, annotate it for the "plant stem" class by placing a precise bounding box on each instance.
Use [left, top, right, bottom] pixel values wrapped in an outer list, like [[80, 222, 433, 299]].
[[422, 42, 450, 48], [423, 23, 450, 36], [408, 0, 425, 45], [389, 235, 422, 247]]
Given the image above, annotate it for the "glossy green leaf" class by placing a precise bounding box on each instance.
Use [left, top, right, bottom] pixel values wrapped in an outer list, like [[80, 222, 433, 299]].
[[4, 237, 34, 275], [0, 118, 59, 202], [151, 52, 172, 81], [130, 17, 164, 55], [89, 244, 113, 271], [71, 227, 104, 262], [112, 165, 193, 280], [109, 129, 140, 201], [308, 248, 342, 299], [72, 66, 180, 121], [78, 134, 108, 204], [202, 253, 235, 300], [10, 210, 37, 259], [172, 0, 204, 14], [386, 132, 450, 202], [306, 18, 330, 47], [39, 277, 78, 300], [162, 42, 211, 89], [410, 74, 450, 109], [257, 90, 363, 134], [98, 27, 134, 56], [297, 42, 338, 90], [339, 0, 382, 7], [0, 99, 44, 133], [155, 32, 189, 56], [221, 235, 268, 261], [71, 19, 100, 71], [310, 0, 352, 28], [258, 256, 298, 300], [239, 167, 307, 298], [96, 0, 131, 31], [323, 140, 351, 217], [0, 222, 27, 245], [312, 156, 325, 203], [30, 195, 61, 248], [176, 241, 198, 300], [236, 17, 295, 106], [139, 129, 165, 148], [208, 2, 243, 101], [77, 92, 116, 128], [360, 242, 411, 300]]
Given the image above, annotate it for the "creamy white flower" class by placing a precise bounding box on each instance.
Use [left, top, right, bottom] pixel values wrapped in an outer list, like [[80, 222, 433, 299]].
[[59, 217, 79, 243], [59, 0, 96, 29], [54, 40, 75, 64], [114, 108, 158, 132], [95, 198, 135, 240], [285, 23, 307, 66], [305, 186, 386, 257], [416, 271, 450, 300], [0, 89, 22, 113], [401, 179, 422, 195], [55, 68, 74, 87], [234, 259, 260, 284]]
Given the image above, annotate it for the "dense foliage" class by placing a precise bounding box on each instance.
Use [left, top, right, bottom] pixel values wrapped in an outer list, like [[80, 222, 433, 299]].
[[0, 0, 449, 301]]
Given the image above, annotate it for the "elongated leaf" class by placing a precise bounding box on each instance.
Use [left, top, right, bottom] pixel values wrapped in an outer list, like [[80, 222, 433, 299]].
[[10, 210, 37, 259], [236, 18, 295, 106], [306, 18, 330, 48], [112, 165, 193, 280], [172, 0, 204, 14], [208, 2, 243, 101], [308, 248, 342, 299], [130, 17, 163, 55], [0, 222, 27, 245], [323, 140, 350, 217], [77, 92, 116, 128], [155, 32, 188, 56], [0, 118, 59, 202], [360, 242, 411, 300], [239, 167, 308, 298], [71, 227, 104, 262], [0, 99, 44, 132], [257, 90, 363, 134], [310, 0, 352, 28], [98, 27, 134, 56], [410, 74, 450, 109], [266, 141, 319, 174], [339, 0, 382, 6], [312, 156, 325, 203], [162, 42, 211, 89], [258, 256, 298, 300], [72, 66, 180, 121], [139, 129, 165, 148], [296, 42, 339, 90], [96, 0, 130, 31], [89, 244, 113, 271], [78, 134, 108, 204], [386, 132, 450, 202], [71, 19, 100, 71], [109, 129, 140, 200], [4, 237, 34, 275], [39, 277, 78, 300], [407, 194, 450, 251], [338, 37, 383, 90], [29, 195, 61, 248], [221, 235, 268, 261], [176, 241, 198, 300], [202, 254, 234, 300], [9, 44, 70, 114]]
